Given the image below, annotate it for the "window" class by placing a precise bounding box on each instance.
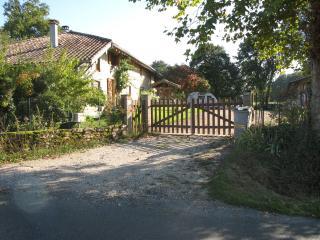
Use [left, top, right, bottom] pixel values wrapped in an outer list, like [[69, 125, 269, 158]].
[[96, 59, 101, 72], [92, 80, 100, 89], [108, 52, 119, 66]]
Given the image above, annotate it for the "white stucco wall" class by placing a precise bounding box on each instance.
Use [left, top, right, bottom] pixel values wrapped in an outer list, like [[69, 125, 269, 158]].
[[120, 67, 153, 101], [88, 52, 110, 94], [82, 49, 155, 118]]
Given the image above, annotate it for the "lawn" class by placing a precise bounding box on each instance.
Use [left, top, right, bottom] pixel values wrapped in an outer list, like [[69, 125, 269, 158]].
[[152, 107, 206, 125], [79, 117, 109, 128]]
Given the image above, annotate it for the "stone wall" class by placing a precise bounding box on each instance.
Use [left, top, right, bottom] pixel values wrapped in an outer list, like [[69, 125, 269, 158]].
[[0, 125, 126, 153]]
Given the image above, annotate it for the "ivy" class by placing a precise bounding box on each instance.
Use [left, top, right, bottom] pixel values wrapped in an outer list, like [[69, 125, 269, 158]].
[[114, 59, 134, 93]]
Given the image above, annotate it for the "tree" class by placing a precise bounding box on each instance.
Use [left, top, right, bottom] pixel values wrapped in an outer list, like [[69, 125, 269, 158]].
[[3, 0, 49, 40], [1, 49, 105, 129], [130, 0, 320, 132], [190, 44, 242, 98], [0, 32, 15, 116], [151, 60, 170, 76], [164, 64, 210, 94], [237, 37, 277, 106], [33, 52, 106, 120]]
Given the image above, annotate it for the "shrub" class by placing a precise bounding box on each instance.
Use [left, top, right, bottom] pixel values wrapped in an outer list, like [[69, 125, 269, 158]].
[[236, 124, 320, 197], [102, 101, 125, 125]]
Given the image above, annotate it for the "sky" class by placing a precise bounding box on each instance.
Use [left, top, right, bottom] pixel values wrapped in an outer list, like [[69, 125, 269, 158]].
[[0, 0, 240, 66]]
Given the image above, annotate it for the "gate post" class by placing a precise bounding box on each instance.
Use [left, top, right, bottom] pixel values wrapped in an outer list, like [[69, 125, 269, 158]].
[[121, 94, 133, 134], [234, 108, 249, 138], [141, 94, 151, 133], [191, 99, 195, 135]]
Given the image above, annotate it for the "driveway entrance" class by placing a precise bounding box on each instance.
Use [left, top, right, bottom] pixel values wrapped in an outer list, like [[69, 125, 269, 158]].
[[0, 136, 319, 240]]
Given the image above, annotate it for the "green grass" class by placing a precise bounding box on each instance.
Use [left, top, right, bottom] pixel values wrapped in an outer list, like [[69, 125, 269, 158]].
[[79, 118, 109, 129], [0, 139, 113, 164], [153, 108, 205, 124], [208, 148, 320, 218]]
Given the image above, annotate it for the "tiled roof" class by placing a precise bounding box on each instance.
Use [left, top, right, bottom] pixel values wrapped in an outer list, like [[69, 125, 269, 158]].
[[6, 31, 111, 64], [152, 79, 181, 89]]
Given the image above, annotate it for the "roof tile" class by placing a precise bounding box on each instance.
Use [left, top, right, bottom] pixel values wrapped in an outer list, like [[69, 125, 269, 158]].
[[6, 31, 111, 64]]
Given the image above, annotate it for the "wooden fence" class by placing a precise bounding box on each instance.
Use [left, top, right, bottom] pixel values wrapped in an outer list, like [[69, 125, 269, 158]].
[[150, 98, 235, 136]]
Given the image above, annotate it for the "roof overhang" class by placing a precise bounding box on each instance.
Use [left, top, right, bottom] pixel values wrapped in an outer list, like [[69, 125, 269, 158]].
[[152, 79, 182, 89], [111, 43, 156, 74], [288, 76, 311, 86]]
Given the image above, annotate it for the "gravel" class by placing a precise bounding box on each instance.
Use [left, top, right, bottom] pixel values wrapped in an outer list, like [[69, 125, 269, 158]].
[[0, 135, 230, 202]]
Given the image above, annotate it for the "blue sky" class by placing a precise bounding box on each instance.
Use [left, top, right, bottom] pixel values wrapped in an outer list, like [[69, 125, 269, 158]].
[[0, 0, 239, 65]]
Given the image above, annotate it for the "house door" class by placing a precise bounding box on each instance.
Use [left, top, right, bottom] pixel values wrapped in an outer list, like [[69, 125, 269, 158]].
[[107, 78, 116, 104]]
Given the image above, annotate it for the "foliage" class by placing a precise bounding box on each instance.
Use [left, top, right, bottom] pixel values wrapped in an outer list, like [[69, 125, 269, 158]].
[[102, 101, 125, 125], [236, 125, 320, 197], [131, 0, 320, 131], [141, 88, 159, 100], [0, 32, 16, 127], [0, 50, 106, 131], [151, 60, 170, 76], [79, 117, 110, 129], [3, 0, 50, 40], [36, 52, 105, 114], [114, 59, 134, 93], [131, 0, 312, 69], [190, 44, 241, 98], [164, 64, 210, 94], [237, 37, 277, 92], [270, 101, 309, 125], [209, 147, 320, 218]]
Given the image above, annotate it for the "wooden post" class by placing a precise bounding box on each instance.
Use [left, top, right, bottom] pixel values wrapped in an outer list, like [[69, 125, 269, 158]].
[[141, 94, 151, 133], [121, 94, 133, 134], [191, 99, 195, 135]]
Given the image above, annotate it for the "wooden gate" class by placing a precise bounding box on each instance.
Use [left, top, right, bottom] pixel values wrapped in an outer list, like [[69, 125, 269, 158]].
[[150, 98, 235, 136]]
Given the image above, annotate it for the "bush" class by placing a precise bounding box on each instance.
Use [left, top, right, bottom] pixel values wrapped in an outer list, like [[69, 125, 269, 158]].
[[102, 102, 125, 125], [236, 125, 320, 197]]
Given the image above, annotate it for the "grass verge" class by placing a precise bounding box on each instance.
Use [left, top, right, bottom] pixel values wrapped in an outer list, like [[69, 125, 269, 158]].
[[208, 147, 320, 218], [0, 139, 113, 164]]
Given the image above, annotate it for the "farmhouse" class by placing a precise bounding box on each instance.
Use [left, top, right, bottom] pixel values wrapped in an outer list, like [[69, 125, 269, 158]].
[[6, 19, 156, 117], [287, 76, 311, 107]]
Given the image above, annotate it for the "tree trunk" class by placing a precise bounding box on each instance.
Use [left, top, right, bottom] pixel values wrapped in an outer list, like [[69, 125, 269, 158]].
[[265, 81, 272, 110], [311, 1, 320, 132], [311, 58, 320, 131]]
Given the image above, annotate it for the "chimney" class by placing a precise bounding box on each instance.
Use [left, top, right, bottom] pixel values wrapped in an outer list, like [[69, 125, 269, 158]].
[[61, 25, 70, 33], [49, 19, 59, 48]]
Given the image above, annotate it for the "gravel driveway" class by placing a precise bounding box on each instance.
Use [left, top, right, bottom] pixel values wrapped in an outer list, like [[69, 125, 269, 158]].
[[0, 135, 228, 202], [0, 135, 319, 240]]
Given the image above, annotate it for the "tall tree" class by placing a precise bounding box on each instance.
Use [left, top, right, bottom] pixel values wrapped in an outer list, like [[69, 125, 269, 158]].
[[0, 32, 15, 117], [237, 37, 277, 106], [190, 44, 242, 98], [151, 60, 170, 77], [3, 0, 49, 40], [164, 64, 210, 94], [130, 0, 320, 132]]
